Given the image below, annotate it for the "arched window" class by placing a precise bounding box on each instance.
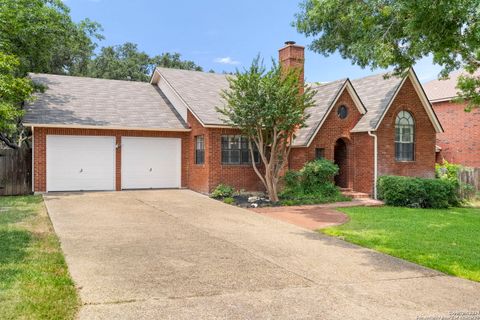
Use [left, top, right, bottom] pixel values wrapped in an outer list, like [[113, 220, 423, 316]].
[[395, 111, 415, 161]]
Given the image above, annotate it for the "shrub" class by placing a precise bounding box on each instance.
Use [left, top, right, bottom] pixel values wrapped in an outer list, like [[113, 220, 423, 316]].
[[223, 197, 235, 205], [435, 160, 460, 180], [279, 159, 347, 205], [436, 160, 475, 200], [300, 159, 339, 193], [377, 176, 459, 208], [210, 184, 235, 199]]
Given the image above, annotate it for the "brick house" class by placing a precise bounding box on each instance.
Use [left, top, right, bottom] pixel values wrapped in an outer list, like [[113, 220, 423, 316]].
[[423, 70, 480, 168], [24, 42, 443, 197]]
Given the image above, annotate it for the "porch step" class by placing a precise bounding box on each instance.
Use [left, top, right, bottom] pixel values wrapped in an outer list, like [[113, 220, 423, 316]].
[[341, 190, 371, 199]]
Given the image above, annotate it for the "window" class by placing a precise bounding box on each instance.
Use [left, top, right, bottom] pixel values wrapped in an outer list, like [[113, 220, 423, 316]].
[[195, 135, 205, 164], [395, 111, 415, 161], [315, 148, 325, 159], [337, 105, 348, 119], [221, 135, 259, 165]]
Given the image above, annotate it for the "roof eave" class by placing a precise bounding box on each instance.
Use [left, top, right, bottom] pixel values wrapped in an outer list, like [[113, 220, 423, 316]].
[[24, 123, 191, 132]]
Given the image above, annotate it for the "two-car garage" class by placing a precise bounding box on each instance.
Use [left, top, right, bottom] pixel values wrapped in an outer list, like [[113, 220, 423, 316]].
[[45, 135, 181, 192]]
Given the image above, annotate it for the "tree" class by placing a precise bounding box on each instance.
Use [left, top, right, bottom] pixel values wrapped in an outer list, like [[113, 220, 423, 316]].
[[0, 0, 103, 76], [217, 57, 316, 201], [88, 43, 152, 82], [294, 0, 480, 110], [88, 43, 204, 82], [151, 53, 203, 72], [0, 53, 34, 148]]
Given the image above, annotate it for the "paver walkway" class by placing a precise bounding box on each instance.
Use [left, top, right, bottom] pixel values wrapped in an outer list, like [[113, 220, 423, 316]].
[[251, 198, 383, 230]]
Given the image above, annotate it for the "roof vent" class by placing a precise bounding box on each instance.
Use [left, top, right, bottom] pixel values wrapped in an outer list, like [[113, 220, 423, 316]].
[[284, 41, 296, 46]]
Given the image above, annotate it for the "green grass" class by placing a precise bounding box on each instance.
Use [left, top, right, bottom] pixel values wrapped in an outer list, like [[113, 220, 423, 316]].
[[0, 196, 79, 319], [322, 206, 480, 282]]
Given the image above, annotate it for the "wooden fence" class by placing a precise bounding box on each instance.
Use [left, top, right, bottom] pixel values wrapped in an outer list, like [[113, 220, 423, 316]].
[[0, 147, 32, 196], [458, 167, 480, 192]]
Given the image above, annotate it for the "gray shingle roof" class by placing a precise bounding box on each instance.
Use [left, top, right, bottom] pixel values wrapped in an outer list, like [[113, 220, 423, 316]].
[[293, 79, 346, 146], [156, 67, 230, 125], [351, 72, 404, 132], [24, 73, 188, 130]]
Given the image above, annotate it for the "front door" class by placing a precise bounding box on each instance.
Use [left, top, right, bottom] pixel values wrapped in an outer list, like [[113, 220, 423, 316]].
[[334, 139, 348, 188]]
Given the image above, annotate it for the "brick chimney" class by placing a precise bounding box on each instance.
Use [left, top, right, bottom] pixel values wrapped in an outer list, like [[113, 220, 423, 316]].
[[278, 41, 305, 93]]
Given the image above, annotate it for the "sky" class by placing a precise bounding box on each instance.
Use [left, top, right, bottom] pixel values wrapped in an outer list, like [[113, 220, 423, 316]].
[[65, 0, 442, 83]]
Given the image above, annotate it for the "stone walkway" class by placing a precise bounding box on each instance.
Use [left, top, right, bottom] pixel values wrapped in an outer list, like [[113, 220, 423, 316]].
[[250, 198, 383, 230]]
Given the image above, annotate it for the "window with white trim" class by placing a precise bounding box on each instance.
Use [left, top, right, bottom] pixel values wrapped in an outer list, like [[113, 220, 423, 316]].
[[395, 111, 415, 161], [195, 135, 205, 164], [221, 135, 259, 165]]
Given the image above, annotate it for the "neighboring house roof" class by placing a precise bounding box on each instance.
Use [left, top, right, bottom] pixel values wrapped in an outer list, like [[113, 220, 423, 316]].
[[24, 73, 188, 130], [154, 67, 230, 126], [350, 72, 405, 132], [423, 69, 480, 103]]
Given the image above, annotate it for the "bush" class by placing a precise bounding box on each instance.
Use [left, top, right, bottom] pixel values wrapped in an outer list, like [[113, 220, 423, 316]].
[[436, 160, 476, 201], [377, 176, 459, 208], [279, 159, 347, 205], [223, 197, 235, 205], [210, 184, 235, 199], [435, 160, 460, 180], [300, 159, 339, 193]]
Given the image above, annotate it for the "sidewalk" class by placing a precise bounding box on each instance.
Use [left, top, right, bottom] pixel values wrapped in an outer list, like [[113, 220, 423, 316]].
[[250, 198, 383, 230]]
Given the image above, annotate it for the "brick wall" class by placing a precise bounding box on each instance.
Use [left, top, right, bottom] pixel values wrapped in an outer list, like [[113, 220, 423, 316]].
[[187, 112, 210, 193], [207, 126, 264, 193], [376, 77, 436, 178], [352, 132, 374, 194], [289, 89, 365, 190], [33, 127, 189, 192], [432, 100, 480, 167]]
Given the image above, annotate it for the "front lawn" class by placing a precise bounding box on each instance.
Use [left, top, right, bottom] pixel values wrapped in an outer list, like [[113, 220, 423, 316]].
[[0, 196, 79, 319], [322, 206, 480, 282]]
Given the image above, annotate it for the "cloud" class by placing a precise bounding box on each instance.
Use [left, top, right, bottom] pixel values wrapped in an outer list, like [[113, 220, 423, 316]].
[[214, 57, 240, 65]]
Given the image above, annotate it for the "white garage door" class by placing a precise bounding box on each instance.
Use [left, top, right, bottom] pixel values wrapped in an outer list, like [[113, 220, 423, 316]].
[[46, 135, 116, 191], [121, 137, 181, 189]]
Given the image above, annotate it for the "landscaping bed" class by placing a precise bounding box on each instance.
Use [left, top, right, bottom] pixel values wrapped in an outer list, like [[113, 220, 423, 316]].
[[211, 159, 350, 208], [322, 206, 480, 282], [0, 196, 79, 319]]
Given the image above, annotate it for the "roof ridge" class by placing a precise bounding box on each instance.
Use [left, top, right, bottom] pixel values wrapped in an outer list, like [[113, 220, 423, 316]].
[[155, 67, 229, 78], [351, 70, 399, 82], [28, 72, 151, 85], [309, 78, 347, 89]]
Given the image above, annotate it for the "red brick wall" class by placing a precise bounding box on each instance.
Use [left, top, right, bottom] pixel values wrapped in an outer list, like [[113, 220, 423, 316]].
[[376, 77, 436, 178], [187, 112, 210, 193], [289, 89, 364, 190], [185, 111, 264, 193], [33, 127, 189, 192], [432, 100, 480, 167], [207, 127, 264, 193], [352, 132, 374, 194]]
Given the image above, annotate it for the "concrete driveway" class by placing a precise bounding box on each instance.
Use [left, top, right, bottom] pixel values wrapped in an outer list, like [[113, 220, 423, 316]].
[[44, 190, 480, 319]]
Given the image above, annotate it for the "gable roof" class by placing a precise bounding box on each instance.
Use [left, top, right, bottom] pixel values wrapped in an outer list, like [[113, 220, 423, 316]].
[[24, 73, 188, 130], [293, 79, 346, 146], [153, 67, 230, 126], [350, 72, 405, 132], [293, 79, 367, 146], [423, 69, 480, 102]]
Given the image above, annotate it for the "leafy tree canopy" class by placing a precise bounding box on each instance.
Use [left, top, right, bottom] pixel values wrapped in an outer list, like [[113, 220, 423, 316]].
[[0, 0, 103, 76], [217, 57, 316, 201], [0, 53, 34, 148], [295, 0, 480, 110], [88, 43, 203, 82]]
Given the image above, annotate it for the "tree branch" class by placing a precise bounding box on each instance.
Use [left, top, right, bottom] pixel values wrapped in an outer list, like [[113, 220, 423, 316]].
[[0, 133, 19, 149]]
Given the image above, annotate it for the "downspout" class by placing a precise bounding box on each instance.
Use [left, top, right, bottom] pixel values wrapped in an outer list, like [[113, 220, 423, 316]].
[[368, 131, 378, 199]]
